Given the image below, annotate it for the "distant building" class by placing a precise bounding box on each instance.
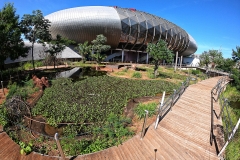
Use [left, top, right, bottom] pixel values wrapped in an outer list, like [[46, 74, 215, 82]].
[[5, 6, 198, 64], [4, 42, 81, 65], [45, 6, 197, 63], [182, 54, 200, 67]]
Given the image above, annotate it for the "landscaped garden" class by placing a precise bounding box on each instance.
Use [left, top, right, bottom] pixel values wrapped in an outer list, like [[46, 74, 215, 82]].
[[0, 64, 200, 156]]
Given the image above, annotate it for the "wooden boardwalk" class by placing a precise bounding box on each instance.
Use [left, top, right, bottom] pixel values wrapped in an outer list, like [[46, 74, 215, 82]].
[[0, 77, 222, 159]]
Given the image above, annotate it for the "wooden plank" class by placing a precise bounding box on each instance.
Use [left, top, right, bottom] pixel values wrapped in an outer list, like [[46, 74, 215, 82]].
[[106, 147, 120, 160], [131, 136, 153, 159]]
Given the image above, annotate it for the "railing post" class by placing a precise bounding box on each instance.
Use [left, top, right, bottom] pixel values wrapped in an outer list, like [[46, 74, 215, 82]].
[[210, 89, 214, 146], [218, 118, 240, 157], [171, 89, 176, 110], [54, 133, 66, 160], [155, 91, 165, 129], [1, 81, 4, 95], [141, 110, 149, 139]]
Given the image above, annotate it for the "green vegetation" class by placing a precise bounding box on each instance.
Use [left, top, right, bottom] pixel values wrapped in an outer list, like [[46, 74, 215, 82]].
[[0, 3, 29, 66], [45, 34, 75, 69], [0, 105, 7, 127], [75, 41, 91, 63], [146, 39, 174, 77], [19, 141, 33, 155], [147, 70, 155, 79], [132, 71, 142, 78], [191, 69, 200, 75], [6, 78, 36, 100], [222, 86, 240, 160], [21, 9, 51, 71], [33, 76, 178, 128], [91, 34, 111, 64], [199, 49, 223, 68], [23, 61, 33, 70], [134, 102, 157, 119], [60, 113, 132, 155]]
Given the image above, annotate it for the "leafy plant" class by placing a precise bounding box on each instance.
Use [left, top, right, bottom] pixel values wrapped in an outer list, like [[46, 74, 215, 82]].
[[19, 141, 33, 155], [132, 71, 142, 78], [147, 71, 155, 79], [191, 69, 200, 75], [134, 102, 157, 119], [23, 61, 33, 70], [0, 105, 8, 127]]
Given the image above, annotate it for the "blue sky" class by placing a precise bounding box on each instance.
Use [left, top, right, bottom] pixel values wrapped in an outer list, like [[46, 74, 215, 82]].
[[1, 0, 239, 58]]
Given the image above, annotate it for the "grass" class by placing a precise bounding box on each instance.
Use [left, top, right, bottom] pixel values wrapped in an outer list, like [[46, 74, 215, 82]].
[[132, 71, 142, 78], [222, 85, 240, 160], [112, 65, 191, 84]]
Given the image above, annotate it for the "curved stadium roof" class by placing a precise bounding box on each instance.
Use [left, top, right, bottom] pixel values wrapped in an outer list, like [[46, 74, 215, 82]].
[[45, 6, 197, 56]]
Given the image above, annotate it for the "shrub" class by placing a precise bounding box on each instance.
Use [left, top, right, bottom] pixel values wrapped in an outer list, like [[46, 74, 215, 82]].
[[147, 71, 155, 79], [35, 61, 43, 67], [123, 68, 128, 72], [134, 102, 157, 119], [231, 69, 240, 91], [19, 141, 33, 155], [7, 82, 18, 99], [0, 106, 8, 127], [191, 69, 200, 75], [132, 71, 142, 78], [23, 62, 33, 70]]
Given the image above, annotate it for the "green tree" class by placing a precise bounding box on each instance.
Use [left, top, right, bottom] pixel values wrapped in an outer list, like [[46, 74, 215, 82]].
[[76, 41, 91, 63], [20, 10, 51, 71], [232, 46, 240, 62], [232, 46, 240, 68], [231, 69, 240, 91], [199, 50, 223, 69], [199, 51, 210, 68], [146, 39, 174, 77], [216, 58, 235, 72], [45, 34, 74, 69], [0, 3, 28, 66], [209, 50, 223, 68], [91, 34, 111, 64]]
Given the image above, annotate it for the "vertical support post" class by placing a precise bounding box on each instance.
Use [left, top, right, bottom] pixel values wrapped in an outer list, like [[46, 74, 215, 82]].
[[141, 110, 149, 139], [1, 81, 4, 95], [218, 118, 240, 157], [180, 56, 183, 70], [146, 52, 149, 64], [210, 90, 214, 145], [155, 91, 165, 129], [54, 133, 66, 160], [174, 51, 178, 72], [137, 52, 139, 63], [171, 89, 176, 110], [121, 49, 124, 62]]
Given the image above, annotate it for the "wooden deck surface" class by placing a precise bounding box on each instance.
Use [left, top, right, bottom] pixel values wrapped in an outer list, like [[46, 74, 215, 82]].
[[0, 77, 222, 160]]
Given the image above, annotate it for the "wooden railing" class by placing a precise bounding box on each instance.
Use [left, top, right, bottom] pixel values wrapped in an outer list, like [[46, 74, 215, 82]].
[[210, 75, 240, 158], [154, 77, 190, 130]]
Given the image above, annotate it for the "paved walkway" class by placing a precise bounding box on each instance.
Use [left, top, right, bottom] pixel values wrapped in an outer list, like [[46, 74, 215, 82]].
[[0, 77, 222, 159]]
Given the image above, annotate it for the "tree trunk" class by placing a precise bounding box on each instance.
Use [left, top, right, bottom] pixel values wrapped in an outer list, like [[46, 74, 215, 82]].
[[205, 63, 209, 73], [31, 43, 35, 72], [154, 61, 159, 78], [54, 56, 56, 69]]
